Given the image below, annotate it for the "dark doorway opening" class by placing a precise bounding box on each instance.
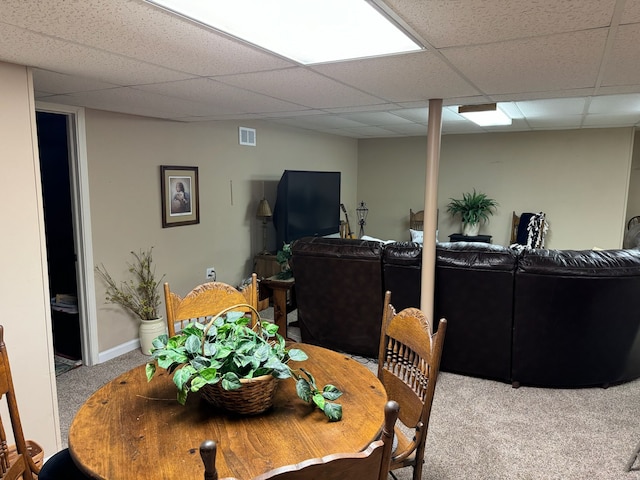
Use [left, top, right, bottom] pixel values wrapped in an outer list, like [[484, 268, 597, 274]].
[[37, 111, 82, 361]]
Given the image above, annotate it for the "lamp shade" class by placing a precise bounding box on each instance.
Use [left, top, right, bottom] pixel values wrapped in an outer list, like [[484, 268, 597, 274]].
[[256, 198, 272, 218]]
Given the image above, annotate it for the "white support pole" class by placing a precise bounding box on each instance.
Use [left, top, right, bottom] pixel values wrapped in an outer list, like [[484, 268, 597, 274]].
[[420, 99, 443, 324]]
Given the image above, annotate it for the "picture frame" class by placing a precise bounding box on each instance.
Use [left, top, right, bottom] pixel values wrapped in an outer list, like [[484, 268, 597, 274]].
[[160, 165, 199, 228]]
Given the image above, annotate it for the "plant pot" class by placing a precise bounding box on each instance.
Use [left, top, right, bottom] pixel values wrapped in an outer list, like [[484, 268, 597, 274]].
[[463, 222, 480, 236], [201, 374, 278, 415], [139, 317, 166, 355]]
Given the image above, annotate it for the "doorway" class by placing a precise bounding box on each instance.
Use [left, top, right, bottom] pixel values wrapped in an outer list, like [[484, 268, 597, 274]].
[[35, 103, 98, 367], [37, 112, 82, 363]]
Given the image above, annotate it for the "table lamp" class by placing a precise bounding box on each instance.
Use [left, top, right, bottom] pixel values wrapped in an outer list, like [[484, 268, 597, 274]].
[[256, 198, 272, 254]]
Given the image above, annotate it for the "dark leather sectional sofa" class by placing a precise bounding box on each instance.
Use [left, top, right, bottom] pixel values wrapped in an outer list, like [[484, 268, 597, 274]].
[[290, 236, 640, 388]]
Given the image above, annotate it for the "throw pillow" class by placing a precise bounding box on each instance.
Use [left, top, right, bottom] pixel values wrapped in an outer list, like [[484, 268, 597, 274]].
[[410, 229, 423, 243]]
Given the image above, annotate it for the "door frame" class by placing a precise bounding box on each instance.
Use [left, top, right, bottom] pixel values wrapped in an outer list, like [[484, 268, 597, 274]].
[[36, 101, 98, 366]]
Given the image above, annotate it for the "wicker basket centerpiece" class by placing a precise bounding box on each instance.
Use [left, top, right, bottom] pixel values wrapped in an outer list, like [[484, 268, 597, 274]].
[[201, 373, 278, 415], [146, 303, 316, 416]]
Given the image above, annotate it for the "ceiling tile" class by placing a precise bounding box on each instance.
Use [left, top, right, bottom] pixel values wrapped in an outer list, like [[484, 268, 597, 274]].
[[32, 69, 119, 94], [600, 23, 640, 87], [491, 88, 595, 102], [582, 113, 640, 126], [442, 30, 608, 94], [323, 103, 402, 114], [389, 108, 429, 123], [45, 87, 223, 118], [526, 115, 584, 128], [621, 0, 640, 24], [337, 111, 415, 126], [133, 78, 305, 115], [382, 124, 432, 136], [217, 68, 384, 108], [588, 93, 640, 114], [337, 126, 403, 137], [311, 51, 479, 102], [516, 97, 587, 116], [0, 24, 195, 85], [385, 0, 616, 48], [280, 115, 367, 129]]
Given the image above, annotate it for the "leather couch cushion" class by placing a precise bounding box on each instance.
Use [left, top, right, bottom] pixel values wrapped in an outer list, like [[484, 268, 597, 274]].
[[436, 241, 519, 270], [518, 248, 640, 276]]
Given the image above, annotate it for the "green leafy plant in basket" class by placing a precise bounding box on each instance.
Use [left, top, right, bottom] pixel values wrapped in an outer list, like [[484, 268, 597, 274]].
[[145, 304, 343, 421]]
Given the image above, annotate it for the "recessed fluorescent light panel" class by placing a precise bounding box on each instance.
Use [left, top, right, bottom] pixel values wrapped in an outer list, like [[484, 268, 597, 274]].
[[146, 0, 422, 64], [458, 103, 512, 126]]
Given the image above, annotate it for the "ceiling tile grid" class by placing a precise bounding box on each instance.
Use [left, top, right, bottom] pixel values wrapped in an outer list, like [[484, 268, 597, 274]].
[[0, 0, 633, 137]]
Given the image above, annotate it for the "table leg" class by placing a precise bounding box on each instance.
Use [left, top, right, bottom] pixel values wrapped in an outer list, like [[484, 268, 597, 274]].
[[271, 288, 290, 340]]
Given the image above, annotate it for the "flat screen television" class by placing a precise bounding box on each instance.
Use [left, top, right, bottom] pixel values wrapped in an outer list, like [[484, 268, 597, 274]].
[[273, 170, 341, 249]]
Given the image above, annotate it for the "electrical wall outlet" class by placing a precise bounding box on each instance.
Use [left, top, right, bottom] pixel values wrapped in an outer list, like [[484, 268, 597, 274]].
[[206, 267, 216, 281]]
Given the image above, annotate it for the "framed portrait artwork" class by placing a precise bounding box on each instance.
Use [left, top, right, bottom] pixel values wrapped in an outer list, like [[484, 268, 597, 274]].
[[160, 165, 199, 228]]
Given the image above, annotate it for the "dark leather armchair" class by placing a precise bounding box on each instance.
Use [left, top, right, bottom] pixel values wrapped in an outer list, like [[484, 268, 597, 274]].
[[291, 237, 385, 357], [434, 242, 517, 382], [512, 248, 640, 387], [384, 241, 518, 382]]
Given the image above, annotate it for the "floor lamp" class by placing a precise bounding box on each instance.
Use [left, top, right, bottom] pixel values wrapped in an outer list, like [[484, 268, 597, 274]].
[[256, 198, 272, 254]]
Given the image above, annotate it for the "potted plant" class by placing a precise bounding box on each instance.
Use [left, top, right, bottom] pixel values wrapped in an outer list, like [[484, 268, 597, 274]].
[[446, 189, 498, 236], [95, 247, 166, 355], [275, 243, 293, 279], [145, 305, 343, 421]]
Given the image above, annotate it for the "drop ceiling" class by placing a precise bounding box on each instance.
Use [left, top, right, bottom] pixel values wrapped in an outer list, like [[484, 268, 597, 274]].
[[2, 0, 640, 138]]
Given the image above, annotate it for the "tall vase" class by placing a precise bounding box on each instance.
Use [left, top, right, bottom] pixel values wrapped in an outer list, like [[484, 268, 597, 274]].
[[463, 222, 480, 236], [139, 317, 166, 355]]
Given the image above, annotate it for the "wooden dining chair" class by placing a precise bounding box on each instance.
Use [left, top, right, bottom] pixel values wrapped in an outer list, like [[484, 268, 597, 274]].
[[409, 209, 424, 231], [377, 291, 447, 480], [0, 325, 41, 480], [0, 325, 89, 480], [199, 400, 400, 480], [164, 273, 258, 337]]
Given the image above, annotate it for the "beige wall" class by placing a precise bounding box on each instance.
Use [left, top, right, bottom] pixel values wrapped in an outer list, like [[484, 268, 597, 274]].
[[358, 128, 635, 249], [0, 62, 59, 453], [626, 130, 640, 223], [85, 110, 358, 351]]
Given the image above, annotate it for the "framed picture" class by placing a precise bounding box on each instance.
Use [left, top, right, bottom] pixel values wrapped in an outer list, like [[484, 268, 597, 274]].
[[160, 165, 199, 228]]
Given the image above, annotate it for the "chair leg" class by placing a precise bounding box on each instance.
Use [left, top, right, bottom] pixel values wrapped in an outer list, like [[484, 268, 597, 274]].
[[626, 440, 640, 471], [412, 460, 424, 480]]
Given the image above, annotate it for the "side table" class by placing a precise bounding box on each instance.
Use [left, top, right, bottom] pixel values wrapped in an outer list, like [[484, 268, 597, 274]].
[[253, 252, 281, 279], [448, 234, 492, 243], [261, 276, 295, 341]]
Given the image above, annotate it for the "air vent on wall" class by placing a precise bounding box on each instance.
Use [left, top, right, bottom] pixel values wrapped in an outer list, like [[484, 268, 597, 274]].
[[239, 127, 256, 146]]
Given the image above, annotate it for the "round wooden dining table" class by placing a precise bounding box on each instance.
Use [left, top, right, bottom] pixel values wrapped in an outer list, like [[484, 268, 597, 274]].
[[68, 344, 387, 479]]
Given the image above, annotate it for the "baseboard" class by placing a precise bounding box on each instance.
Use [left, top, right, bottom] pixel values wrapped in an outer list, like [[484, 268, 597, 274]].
[[98, 338, 140, 363]]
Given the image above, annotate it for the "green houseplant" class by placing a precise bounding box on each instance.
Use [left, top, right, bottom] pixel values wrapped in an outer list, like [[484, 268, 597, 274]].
[[95, 247, 166, 354], [275, 243, 293, 279], [145, 305, 343, 421], [446, 190, 498, 236]]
